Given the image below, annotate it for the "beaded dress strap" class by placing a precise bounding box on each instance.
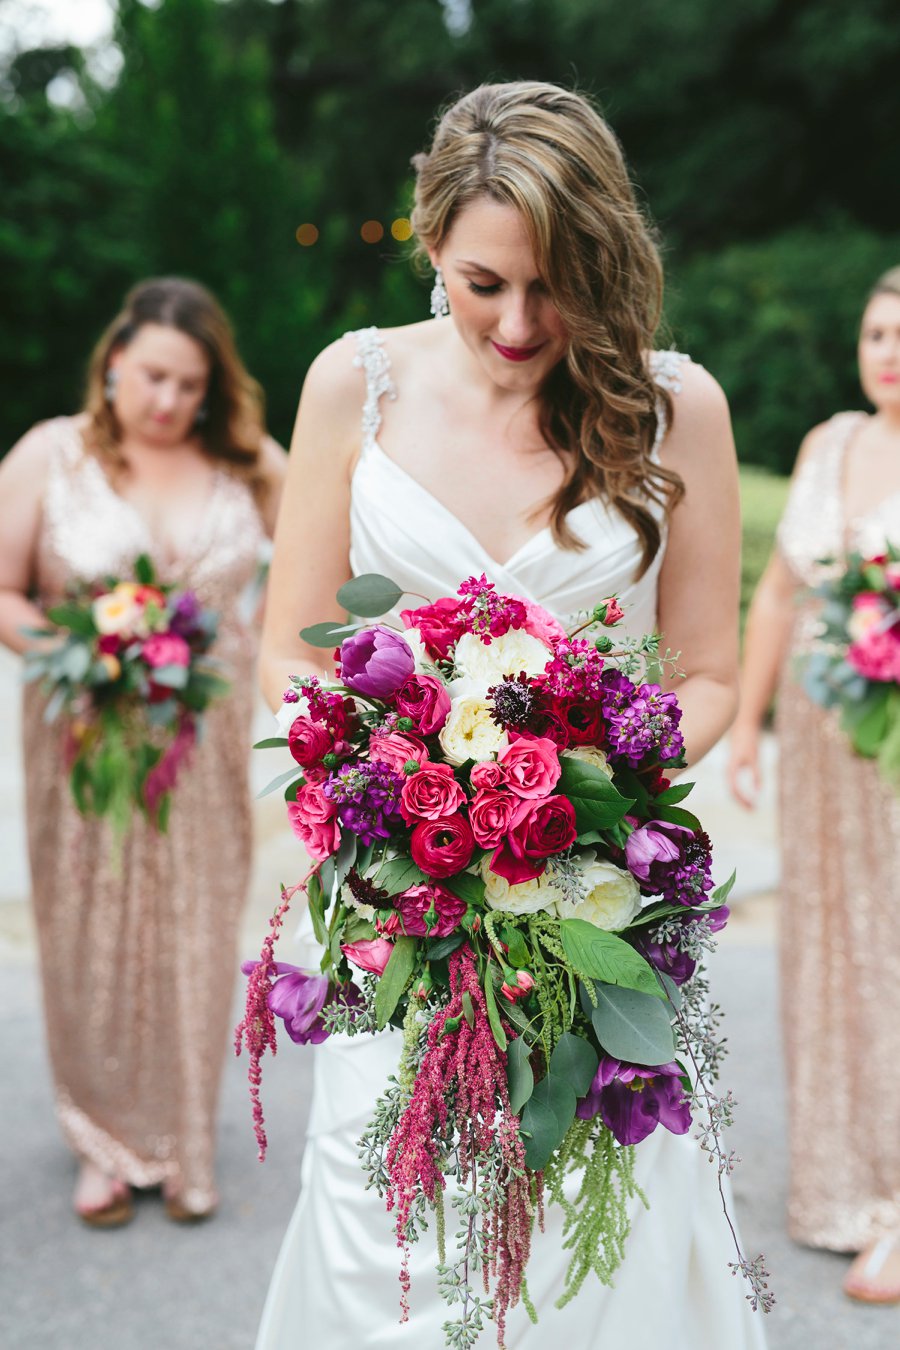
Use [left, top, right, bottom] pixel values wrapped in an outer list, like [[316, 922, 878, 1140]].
[[350, 327, 397, 453], [648, 349, 690, 453]]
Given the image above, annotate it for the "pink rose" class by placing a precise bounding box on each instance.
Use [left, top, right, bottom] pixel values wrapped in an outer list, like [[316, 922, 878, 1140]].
[[520, 601, 567, 646], [368, 730, 428, 773], [400, 761, 466, 823], [595, 596, 625, 627], [395, 675, 451, 734], [490, 794, 577, 884], [287, 783, 340, 861], [470, 760, 505, 790], [394, 882, 467, 937], [399, 597, 465, 660], [469, 786, 518, 848], [499, 733, 561, 799], [847, 628, 900, 683], [341, 937, 394, 975], [141, 632, 191, 668], [288, 715, 333, 770], [885, 562, 900, 592], [410, 814, 476, 878]]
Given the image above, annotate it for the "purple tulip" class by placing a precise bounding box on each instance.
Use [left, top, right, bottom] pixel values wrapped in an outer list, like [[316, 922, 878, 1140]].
[[338, 625, 415, 699], [240, 960, 359, 1045], [635, 905, 731, 986], [625, 819, 714, 906], [576, 1054, 692, 1145], [169, 589, 203, 638]]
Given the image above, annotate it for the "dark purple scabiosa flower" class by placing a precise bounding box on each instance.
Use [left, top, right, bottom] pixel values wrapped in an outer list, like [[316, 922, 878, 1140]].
[[625, 820, 714, 905], [339, 626, 415, 699], [575, 1054, 691, 1145], [323, 760, 405, 845], [600, 671, 684, 767], [487, 672, 537, 730], [239, 961, 361, 1045], [456, 573, 527, 640]]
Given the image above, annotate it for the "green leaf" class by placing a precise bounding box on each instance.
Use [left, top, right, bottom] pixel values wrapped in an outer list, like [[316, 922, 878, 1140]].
[[46, 603, 97, 638], [501, 925, 530, 970], [711, 870, 736, 905], [374, 936, 416, 1030], [654, 781, 694, 805], [461, 990, 475, 1028], [507, 1034, 534, 1113], [334, 831, 358, 888], [425, 933, 465, 961], [559, 919, 664, 997], [307, 872, 328, 945], [549, 1031, 599, 1096], [148, 663, 189, 690], [61, 643, 92, 682], [654, 804, 702, 831], [253, 737, 289, 749], [257, 766, 304, 799], [299, 620, 361, 648], [134, 553, 155, 585], [336, 573, 405, 618], [443, 872, 486, 907], [558, 756, 634, 832], [374, 856, 428, 896], [520, 1074, 577, 1170], [483, 972, 507, 1052], [842, 687, 890, 758], [318, 854, 336, 903], [582, 980, 677, 1066]]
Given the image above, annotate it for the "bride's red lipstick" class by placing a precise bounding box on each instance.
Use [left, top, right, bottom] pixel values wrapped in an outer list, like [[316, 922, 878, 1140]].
[[491, 340, 545, 363]]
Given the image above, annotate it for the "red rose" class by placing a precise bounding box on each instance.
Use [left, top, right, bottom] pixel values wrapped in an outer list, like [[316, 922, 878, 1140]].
[[410, 814, 475, 878], [499, 733, 561, 799], [470, 760, 505, 790], [394, 882, 467, 937], [400, 597, 465, 660], [395, 674, 451, 735], [490, 794, 577, 884], [400, 761, 466, 823], [469, 787, 518, 848], [287, 783, 340, 861], [288, 715, 333, 769]]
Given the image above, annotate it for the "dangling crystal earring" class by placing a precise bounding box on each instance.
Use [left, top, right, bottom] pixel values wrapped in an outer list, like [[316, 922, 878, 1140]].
[[104, 367, 119, 404], [430, 267, 449, 319]]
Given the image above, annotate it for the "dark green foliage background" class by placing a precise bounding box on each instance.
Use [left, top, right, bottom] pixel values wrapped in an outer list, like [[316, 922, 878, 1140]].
[[2, 0, 899, 469]]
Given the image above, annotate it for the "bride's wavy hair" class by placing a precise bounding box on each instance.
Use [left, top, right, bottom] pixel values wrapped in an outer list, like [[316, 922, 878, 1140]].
[[83, 277, 266, 492], [411, 81, 684, 573]]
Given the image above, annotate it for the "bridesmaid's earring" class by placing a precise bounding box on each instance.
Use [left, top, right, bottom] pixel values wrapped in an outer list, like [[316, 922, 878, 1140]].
[[104, 368, 119, 404], [430, 267, 449, 319]]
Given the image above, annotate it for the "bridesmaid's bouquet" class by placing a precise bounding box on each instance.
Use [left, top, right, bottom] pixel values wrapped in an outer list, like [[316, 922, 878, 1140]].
[[24, 554, 229, 831], [239, 573, 768, 1345], [801, 544, 900, 786]]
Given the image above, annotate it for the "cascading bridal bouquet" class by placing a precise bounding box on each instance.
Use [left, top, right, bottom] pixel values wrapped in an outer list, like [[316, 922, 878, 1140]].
[[238, 572, 771, 1347], [801, 544, 900, 787], [24, 554, 229, 831]]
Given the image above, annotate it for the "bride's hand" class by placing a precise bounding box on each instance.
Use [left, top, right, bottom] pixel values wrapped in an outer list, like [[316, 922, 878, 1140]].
[[726, 720, 762, 810]]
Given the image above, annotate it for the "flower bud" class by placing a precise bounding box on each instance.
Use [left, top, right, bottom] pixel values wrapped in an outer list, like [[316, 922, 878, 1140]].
[[396, 716, 415, 732], [402, 758, 421, 775], [515, 969, 535, 993], [283, 689, 300, 704], [322, 752, 339, 769], [593, 635, 613, 653], [413, 972, 433, 1001]]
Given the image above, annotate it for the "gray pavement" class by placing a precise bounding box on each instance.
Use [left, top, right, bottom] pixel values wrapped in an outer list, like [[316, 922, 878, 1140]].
[[1, 648, 897, 1350]]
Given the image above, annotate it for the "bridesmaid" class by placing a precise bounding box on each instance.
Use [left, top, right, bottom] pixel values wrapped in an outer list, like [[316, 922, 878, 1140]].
[[0, 277, 286, 1225], [728, 267, 900, 1302]]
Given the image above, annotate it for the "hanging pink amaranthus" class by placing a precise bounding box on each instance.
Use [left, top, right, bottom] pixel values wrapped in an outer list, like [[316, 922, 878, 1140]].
[[384, 946, 533, 1340]]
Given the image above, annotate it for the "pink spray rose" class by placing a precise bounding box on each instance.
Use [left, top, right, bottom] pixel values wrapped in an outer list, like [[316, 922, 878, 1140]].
[[394, 882, 468, 937], [141, 632, 191, 669], [410, 814, 476, 878], [490, 794, 577, 885], [469, 787, 518, 848], [520, 600, 567, 646], [395, 674, 451, 734], [400, 761, 466, 823], [368, 730, 428, 773], [341, 937, 394, 975], [287, 783, 340, 861], [847, 628, 900, 682], [499, 733, 561, 799], [470, 760, 506, 790]]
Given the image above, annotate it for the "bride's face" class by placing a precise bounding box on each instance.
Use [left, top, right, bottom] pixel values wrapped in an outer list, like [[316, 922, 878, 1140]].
[[430, 198, 568, 391], [858, 292, 900, 414]]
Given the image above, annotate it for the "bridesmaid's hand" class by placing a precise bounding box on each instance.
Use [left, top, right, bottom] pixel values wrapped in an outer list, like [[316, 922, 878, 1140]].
[[727, 720, 762, 809]]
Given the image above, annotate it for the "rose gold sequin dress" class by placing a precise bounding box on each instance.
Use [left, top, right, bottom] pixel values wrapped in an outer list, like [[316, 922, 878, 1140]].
[[776, 410, 900, 1251], [22, 417, 265, 1213]]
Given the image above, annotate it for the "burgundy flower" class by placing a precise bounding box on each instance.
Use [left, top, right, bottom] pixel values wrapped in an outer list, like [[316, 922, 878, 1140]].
[[400, 597, 466, 660], [490, 794, 577, 885], [625, 820, 714, 905], [394, 882, 468, 937], [288, 715, 333, 770], [339, 625, 415, 699], [576, 1055, 691, 1145], [550, 696, 605, 747], [410, 814, 476, 878], [400, 761, 466, 823], [395, 674, 451, 734]]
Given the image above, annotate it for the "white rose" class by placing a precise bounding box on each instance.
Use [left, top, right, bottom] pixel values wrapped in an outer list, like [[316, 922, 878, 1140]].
[[554, 856, 641, 932], [92, 586, 144, 638], [452, 629, 551, 685], [563, 746, 614, 779], [480, 855, 559, 915], [439, 693, 508, 766]]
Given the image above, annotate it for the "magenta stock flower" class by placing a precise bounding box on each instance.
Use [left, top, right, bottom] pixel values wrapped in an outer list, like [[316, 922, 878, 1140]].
[[575, 1055, 691, 1145], [339, 625, 415, 699]]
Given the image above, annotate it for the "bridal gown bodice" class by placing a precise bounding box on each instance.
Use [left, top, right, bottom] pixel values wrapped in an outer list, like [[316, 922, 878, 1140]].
[[255, 329, 768, 1350]]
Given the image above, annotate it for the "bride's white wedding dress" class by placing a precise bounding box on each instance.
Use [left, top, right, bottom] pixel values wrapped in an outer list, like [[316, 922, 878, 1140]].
[[255, 329, 768, 1350]]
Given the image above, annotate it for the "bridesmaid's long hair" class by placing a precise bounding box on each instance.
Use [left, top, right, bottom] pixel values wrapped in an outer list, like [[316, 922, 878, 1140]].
[[83, 277, 265, 490], [411, 81, 684, 574]]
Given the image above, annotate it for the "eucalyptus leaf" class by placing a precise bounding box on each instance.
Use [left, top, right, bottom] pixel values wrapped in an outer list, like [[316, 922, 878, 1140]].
[[583, 980, 677, 1066], [336, 573, 405, 618], [560, 919, 664, 997], [334, 831, 358, 889], [374, 936, 416, 1029], [507, 1034, 534, 1113], [148, 663, 189, 690], [558, 756, 634, 832], [300, 620, 361, 648], [318, 854, 336, 903], [253, 737, 289, 750], [549, 1031, 599, 1096], [257, 766, 304, 799], [520, 1075, 577, 1170]]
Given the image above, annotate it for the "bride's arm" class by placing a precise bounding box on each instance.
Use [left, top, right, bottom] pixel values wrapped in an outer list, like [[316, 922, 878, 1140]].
[[656, 362, 741, 767], [259, 341, 363, 710]]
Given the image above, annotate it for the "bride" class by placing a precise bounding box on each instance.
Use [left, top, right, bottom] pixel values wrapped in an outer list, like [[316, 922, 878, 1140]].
[[257, 81, 767, 1349]]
